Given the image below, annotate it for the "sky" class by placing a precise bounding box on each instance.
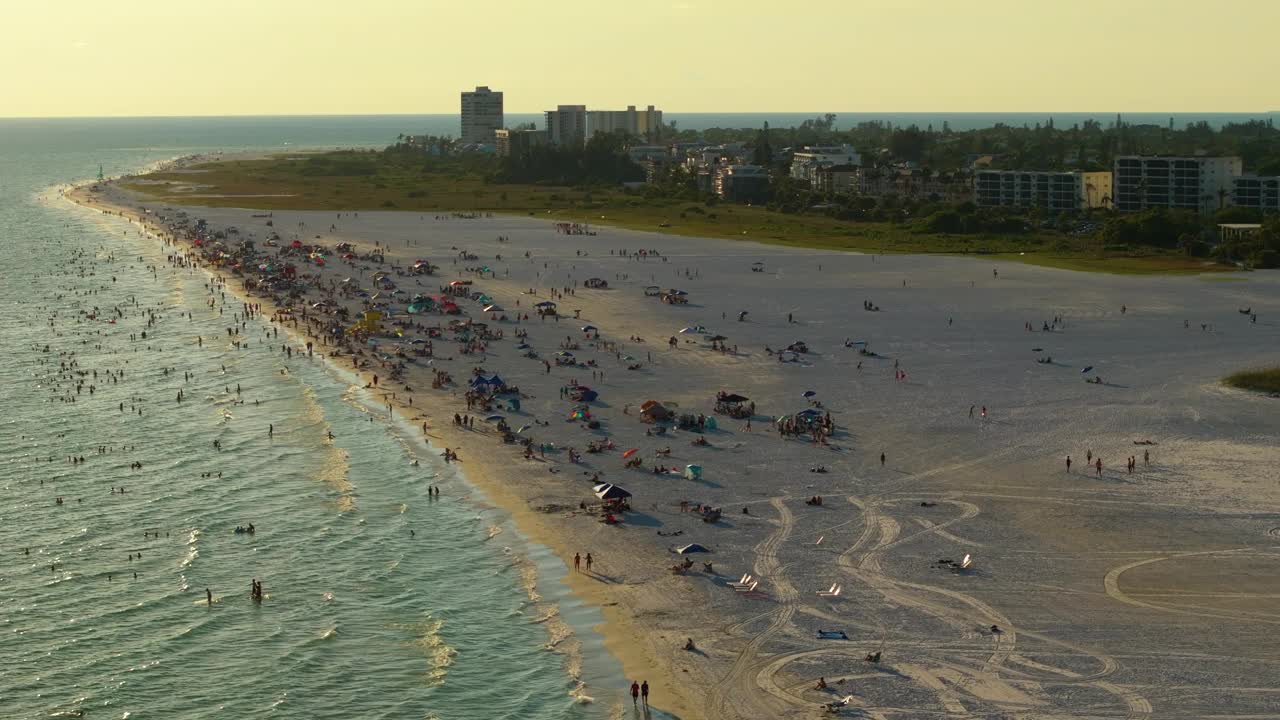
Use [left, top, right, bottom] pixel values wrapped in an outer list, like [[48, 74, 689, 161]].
[[2, 0, 1277, 118]]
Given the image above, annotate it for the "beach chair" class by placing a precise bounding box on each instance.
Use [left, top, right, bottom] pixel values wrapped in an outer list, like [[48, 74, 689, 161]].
[[729, 574, 754, 589], [818, 583, 837, 596], [819, 584, 842, 597], [960, 554, 973, 570], [734, 580, 760, 593], [824, 695, 854, 713]]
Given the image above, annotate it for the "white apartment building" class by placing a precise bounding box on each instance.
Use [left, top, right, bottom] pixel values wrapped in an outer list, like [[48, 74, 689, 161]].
[[545, 105, 587, 147], [974, 170, 1112, 211], [1231, 175, 1280, 213], [585, 105, 663, 140], [460, 86, 503, 144], [790, 145, 861, 184], [1113, 156, 1241, 213]]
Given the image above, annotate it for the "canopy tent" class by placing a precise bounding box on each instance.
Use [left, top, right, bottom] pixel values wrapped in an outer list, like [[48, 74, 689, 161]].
[[593, 483, 632, 501], [639, 399, 672, 421]]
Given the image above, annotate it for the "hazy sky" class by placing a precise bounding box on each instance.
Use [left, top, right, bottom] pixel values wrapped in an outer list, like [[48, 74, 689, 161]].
[[3, 0, 1277, 117]]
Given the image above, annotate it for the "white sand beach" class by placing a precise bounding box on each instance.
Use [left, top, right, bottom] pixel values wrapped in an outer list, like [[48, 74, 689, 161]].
[[73, 175, 1280, 719]]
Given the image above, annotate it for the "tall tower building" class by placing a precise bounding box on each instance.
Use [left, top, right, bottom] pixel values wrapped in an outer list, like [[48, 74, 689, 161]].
[[460, 86, 503, 144], [545, 105, 587, 147]]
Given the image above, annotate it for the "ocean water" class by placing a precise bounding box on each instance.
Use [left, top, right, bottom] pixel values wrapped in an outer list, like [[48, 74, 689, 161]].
[[0, 121, 624, 718]]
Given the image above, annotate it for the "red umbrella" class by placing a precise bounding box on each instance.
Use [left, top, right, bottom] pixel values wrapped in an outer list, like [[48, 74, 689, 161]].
[[622, 448, 638, 458]]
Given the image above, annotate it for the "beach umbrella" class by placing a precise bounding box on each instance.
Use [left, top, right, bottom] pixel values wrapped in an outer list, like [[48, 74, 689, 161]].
[[802, 390, 817, 398], [484, 304, 503, 312], [709, 335, 728, 341], [556, 351, 574, 357], [1081, 366, 1094, 374], [581, 325, 597, 332], [719, 393, 748, 403], [622, 448, 639, 458], [516, 425, 531, 433], [679, 327, 695, 334], [485, 414, 505, 422], [675, 543, 710, 554]]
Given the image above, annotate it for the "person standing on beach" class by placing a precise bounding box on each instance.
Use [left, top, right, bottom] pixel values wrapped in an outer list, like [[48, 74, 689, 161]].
[[574, 553, 580, 572], [207, 588, 213, 606], [1095, 458, 1103, 477], [630, 681, 640, 706], [585, 553, 593, 573], [641, 680, 649, 708], [880, 452, 886, 467], [1066, 456, 1072, 472]]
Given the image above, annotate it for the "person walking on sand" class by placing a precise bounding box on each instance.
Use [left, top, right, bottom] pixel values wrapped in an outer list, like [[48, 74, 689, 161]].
[[630, 681, 640, 707], [574, 552, 581, 572], [880, 452, 886, 467], [585, 553, 593, 573], [1066, 455, 1071, 472], [1095, 458, 1102, 477], [641, 680, 649, 708]]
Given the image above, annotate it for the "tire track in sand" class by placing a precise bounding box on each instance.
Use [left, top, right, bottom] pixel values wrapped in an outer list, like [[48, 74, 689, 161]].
[[841, 495, 1151, 719], [1104, 548, 1280, 626], [708, 497, 797, 720]]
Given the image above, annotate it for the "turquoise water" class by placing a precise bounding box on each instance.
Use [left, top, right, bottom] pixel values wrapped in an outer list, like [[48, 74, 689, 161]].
[[0, 122, 623, 718]]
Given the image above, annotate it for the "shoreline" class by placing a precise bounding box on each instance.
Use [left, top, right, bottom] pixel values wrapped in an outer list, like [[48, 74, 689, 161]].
[[63, 159, 1280, 720], [63, 175, 701, 719]]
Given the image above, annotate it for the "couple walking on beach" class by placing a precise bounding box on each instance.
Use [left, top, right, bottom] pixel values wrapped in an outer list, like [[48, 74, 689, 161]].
[[630, 680, 649, 708], [573, 552, 593, 573]]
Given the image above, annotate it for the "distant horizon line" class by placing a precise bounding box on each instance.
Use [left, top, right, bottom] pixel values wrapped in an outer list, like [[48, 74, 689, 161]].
[[2, 110, 1277, 122]]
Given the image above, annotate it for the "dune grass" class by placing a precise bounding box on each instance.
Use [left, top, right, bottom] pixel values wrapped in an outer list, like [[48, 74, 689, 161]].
[[1223, 367, 1280, 394], [120, 153, 1232, 276]]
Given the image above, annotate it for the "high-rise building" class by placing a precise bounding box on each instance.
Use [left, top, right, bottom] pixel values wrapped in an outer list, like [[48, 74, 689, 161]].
[[1113, 156, 1241, 213], [460, 86, 503, 144], [545, 105, 587, 147], [974, 170, 1112, 211], [585, 105, 663, 140]]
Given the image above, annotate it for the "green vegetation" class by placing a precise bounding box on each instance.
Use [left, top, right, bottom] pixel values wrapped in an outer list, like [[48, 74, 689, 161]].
[[1223, 367, 1280, 394], [663, 114, 1280, 175], [122, 150, 1235, 275], [124, 109, 1280, 273]]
